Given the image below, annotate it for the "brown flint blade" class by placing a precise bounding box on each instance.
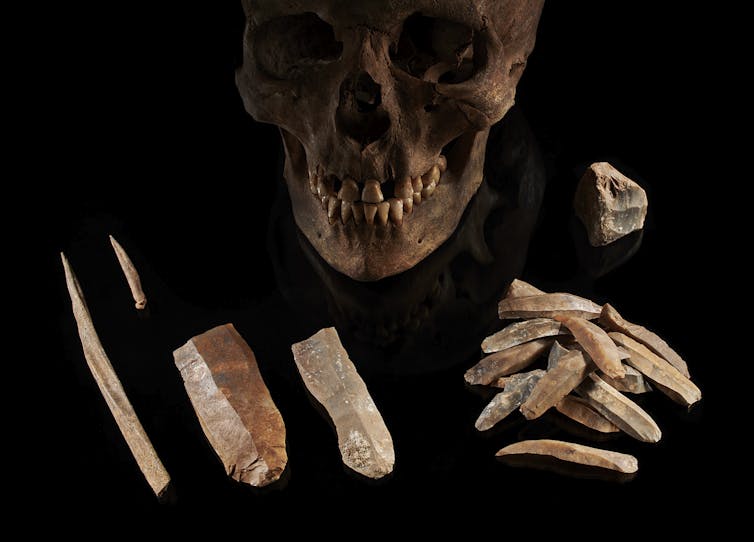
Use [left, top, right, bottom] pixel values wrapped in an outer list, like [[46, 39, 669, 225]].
[[600, 303, 690, 377], [496, 439, 638, 473], [174, 324, 287, 487], [465, 338, 553, 386], [576, 373, 661, 443], [498, 293, 602, 320], [482, 318, 565, 353], [556, 315, 625, 379]]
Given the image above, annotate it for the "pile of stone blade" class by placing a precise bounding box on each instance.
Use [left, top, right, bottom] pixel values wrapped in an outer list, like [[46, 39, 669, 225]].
[[466, 279, 701, 475]]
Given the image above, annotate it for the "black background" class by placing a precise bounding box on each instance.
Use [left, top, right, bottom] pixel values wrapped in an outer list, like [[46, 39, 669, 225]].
[[33, 1, 729, 518]]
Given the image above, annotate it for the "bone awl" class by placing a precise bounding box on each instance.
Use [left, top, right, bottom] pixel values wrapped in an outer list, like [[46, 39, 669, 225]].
[[61, 252, 170, 498]]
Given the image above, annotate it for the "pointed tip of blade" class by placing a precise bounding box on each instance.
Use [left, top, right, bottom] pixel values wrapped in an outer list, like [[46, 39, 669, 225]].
[[60, 251, 71, 274], [109, 234, 123, 252]]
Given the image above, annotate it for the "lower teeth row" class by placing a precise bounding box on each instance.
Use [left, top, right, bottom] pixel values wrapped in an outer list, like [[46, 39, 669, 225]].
[[308, 156, 447, 227]]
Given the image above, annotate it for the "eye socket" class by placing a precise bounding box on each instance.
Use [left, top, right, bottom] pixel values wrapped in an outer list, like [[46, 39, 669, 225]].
[[390, 13, 475, 84], [253, 13, 343, 80]]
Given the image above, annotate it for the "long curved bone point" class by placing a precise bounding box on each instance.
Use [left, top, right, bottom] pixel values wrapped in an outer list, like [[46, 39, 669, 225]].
[[465, 338, 553, 386], [292, 328, 394, 479], [496, 439, 638, 474], [61, 252, 170, 498], [475, 370, 545, 431], [555, 395, 620, 433], [109, 235, 147, 310]]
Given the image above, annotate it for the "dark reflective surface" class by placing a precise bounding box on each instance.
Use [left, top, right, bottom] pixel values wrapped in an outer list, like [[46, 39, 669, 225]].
[[35, 0, 724, 517]]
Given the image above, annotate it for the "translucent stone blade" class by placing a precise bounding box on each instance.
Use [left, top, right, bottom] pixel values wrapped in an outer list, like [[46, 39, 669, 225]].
[[292, 327, 394, 479]]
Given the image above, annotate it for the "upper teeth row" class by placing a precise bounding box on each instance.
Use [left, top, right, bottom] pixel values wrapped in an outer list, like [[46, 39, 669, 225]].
[[308, 155, 447, 227]]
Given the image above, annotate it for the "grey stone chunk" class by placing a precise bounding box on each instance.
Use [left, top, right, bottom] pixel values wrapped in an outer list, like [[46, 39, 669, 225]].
[[574, 162, 648, 246]]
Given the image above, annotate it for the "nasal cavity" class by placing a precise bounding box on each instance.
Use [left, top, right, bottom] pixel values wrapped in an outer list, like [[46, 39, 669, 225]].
[[354, 72, 381, 112], [337, 72, 390, 147]]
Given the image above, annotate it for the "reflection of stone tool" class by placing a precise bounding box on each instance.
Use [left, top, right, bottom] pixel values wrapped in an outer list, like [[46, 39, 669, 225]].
[[61, 253, 170, 498]]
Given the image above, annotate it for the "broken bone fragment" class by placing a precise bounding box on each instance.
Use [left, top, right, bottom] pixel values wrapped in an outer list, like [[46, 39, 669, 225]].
[[173, 324, 287, 487], [496, 439, 638, 474], [465, 338, 553, 386], [498, 293, 602, 320], [555, 395, 620, 433], [291, 327, 394, 479], [109, 235, 147, 310], [576, 373, 661, 443], [62, 253, 170, 498], [520, 349, 593, 420], [481, 318, 565, 354], [475, 370, 545, 431], [609, 332, 701, 407], [574, 161, 648, 247], [600, 303, 690, 378], [555, 315, 625, 379]]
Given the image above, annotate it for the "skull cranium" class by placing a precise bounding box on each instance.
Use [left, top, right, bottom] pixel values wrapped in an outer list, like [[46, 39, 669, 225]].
[[237, 0, 544, 280]]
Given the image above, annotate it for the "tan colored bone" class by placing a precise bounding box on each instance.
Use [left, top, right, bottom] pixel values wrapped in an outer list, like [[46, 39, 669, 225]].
[[174, 324, 288, 487], [600, 364, 652, 394], [61, 253, 170, 498], [475, 370, 545, 431], [109, 235, 147, 310]]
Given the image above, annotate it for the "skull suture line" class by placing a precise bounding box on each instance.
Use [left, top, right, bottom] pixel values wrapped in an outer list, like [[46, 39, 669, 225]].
[[237, 0, 544, 281]]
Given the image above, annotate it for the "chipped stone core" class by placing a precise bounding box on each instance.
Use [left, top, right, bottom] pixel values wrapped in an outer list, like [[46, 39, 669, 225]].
[[574, 162, 648, 247]]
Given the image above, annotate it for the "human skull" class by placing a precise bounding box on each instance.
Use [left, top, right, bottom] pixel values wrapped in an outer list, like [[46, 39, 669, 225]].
[[237, 0, 544, 281]]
